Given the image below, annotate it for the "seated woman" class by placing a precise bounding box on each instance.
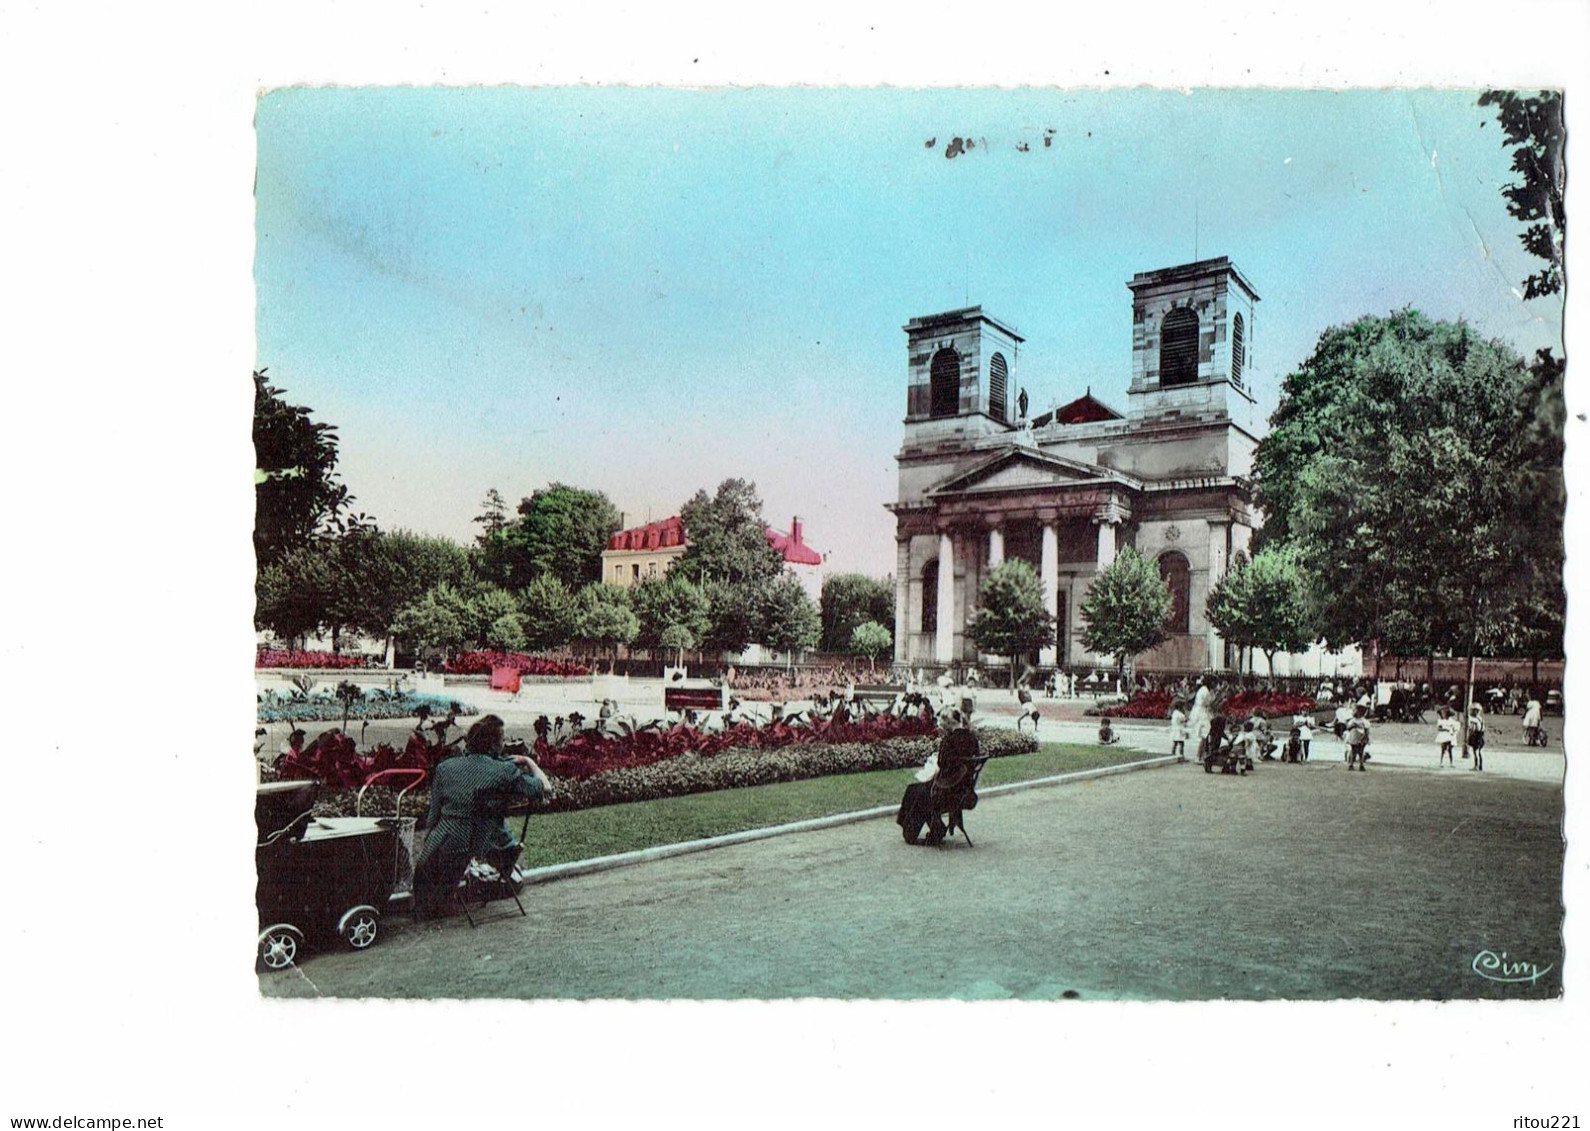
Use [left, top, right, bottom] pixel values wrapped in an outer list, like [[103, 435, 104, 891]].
[[896, 714, 981, 846], [411, 714, 552, 917]]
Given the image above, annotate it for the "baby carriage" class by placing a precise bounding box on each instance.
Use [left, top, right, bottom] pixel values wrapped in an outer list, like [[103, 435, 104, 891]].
[[256, 780, 403, 972], [897, 727, 992, 847]]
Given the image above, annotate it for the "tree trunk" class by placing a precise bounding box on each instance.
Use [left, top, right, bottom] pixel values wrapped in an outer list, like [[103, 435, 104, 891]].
[[1427, 652, 1435, 693], [1462, 651, 1478, 754], [1010, 653, 1017, 691]]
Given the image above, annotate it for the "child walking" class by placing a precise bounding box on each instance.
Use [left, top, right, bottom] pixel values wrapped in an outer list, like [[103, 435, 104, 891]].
[[1435, 707, 1458, 767], [1170, 699, 1189, 762]]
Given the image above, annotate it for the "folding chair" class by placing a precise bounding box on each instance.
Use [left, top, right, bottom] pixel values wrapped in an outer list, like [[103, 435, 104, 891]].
[[928, 728, 991, 848]]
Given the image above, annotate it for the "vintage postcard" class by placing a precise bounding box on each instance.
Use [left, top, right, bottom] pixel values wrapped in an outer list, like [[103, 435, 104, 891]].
[[250, 85, 1565, 1005]]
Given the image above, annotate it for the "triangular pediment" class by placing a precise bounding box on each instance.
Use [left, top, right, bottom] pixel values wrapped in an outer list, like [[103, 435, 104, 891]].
[[929, 447, 1140, 497]]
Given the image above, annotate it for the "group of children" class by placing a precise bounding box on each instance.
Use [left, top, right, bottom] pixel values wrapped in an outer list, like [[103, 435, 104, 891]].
[[1434, 703, 1488, 770]]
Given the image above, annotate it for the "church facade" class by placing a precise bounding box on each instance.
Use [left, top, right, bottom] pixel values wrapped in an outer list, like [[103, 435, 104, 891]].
[[888, 256, 1265, 674]]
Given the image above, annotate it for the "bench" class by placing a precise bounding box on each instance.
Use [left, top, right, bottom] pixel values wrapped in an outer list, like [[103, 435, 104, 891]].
[[852, 683, 906, 707], [663, 684, 726, 713]]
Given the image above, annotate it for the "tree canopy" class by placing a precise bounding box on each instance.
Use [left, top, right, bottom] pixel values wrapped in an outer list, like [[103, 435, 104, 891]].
[[1078, 548, 1171, 677], [253, 370, 361, 569], [1204, 545, 1315, 674], [758, 575, 821, 658], [1252, 309, 1561, 665], [632, 575, 712, 659], [1479, 89, 1565, 301], [820, 573, 895, 652], [966, 560, 1055, 687], [674, 478, 785, 585]]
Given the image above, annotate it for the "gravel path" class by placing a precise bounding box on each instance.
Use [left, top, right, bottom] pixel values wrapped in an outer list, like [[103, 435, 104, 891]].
[[261, 757, 1563, 1001]]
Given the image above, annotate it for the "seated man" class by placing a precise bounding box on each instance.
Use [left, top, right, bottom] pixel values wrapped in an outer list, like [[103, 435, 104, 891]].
[[896, 717, 981, 846]]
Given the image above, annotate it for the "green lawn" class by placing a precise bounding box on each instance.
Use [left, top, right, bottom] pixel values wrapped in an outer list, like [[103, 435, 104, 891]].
[[521, 741, 1152, 868]]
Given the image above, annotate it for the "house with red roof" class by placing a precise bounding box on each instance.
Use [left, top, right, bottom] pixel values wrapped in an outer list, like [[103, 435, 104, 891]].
[[601, 513, 826, 598]]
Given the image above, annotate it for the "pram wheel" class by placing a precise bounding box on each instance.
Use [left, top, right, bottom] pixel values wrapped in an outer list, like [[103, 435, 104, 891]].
[[257, 924, 304, 972], [339, 905, 381, 950]]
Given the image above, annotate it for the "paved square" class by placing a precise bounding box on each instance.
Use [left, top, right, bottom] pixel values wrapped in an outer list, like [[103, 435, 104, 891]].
[[262, 760, 1563, 1000]]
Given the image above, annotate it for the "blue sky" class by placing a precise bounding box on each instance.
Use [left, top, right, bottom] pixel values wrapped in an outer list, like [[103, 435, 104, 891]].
[[256, 87, 1562, 577]]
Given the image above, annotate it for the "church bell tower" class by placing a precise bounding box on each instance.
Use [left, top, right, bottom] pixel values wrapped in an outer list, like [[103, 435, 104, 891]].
[[900, 307, 1024, 450], [1126, 257, 1258, 430]]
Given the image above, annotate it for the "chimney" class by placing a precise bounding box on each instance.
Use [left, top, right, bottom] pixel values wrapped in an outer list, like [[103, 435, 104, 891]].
[[791, 516, 802, 544]]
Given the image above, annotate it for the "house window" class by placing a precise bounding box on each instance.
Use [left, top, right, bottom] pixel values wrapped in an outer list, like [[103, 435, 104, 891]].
[[921, 559, 939, 632], [988, 351, 1009, 422], [1159, 551, 1191, 634], [632, 564, 640, 581], [1159, 307, 1200, 387], [1230, 312, 1245, 385], [930, 348, 960, 418]]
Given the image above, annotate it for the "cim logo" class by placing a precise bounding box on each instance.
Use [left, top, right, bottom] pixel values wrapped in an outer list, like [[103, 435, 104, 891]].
[[1472, 949, 1554, 985]]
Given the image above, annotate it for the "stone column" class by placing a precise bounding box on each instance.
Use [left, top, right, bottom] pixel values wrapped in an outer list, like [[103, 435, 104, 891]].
[[988, 526, 1004, 569], [1096, 518, 1118, 571], [935, 531, 955, 664], [1039, 521, 1060, 667], [894, 536, 911, 664]]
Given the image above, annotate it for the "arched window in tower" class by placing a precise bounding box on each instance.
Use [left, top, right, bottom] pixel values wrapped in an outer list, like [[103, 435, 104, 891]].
[[921, 559, 940, 633], [1159, 307, 1200, 387], [1230, 312, 1246, 386], [1159, 551, 1191, 634], [929, 347, 961, 418], [988, 352, 1009, 422]]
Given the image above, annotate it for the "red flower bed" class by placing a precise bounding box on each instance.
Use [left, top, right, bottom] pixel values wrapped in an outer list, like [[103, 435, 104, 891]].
[[531, 711, 939, 781], [444, 651, 590, 677], [256, 649, 373, 670], [1100, 691, 1174, 719], [277, 732, 438, 789], [1220, 691, 1318, 718]]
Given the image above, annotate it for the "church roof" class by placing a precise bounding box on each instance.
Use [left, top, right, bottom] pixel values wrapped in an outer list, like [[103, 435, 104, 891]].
[[1035, 391, 1124, 427]]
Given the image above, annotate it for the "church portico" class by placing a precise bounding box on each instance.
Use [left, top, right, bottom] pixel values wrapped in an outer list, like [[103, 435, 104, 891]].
[[889, 257, 1278, 675]]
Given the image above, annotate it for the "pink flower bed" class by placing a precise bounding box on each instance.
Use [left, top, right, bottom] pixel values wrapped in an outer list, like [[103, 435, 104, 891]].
[[256, 649, 373, 670], [443, 651, 590, 677]]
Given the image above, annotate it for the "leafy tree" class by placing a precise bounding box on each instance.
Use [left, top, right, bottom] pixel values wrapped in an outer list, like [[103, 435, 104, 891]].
[[658, 625, 697, 668], [517, 484, 623, 590], [471, 487, 524, 588], [1078, 548, 1171, 682], [675, 478, 785, 585], [573, 583, 639, 667], [700, 579, 766, 654], [1205, 545, 1315, 676], [848, 621, 893, 673], [1479, 90, 1565, 300], [486, 614, 527, 652], [468, 587, 523, 649], [966, 560, 1057, 688], [253, 370, 361, 569], [1253, 310, 1560, 721], [519, 574, 577, 652], [391, 582, 471, 655], [820, 573, 895, 652], [632, 576, 711, 660], [255, 543, 337, 645], [759, 575, 821, 660]]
